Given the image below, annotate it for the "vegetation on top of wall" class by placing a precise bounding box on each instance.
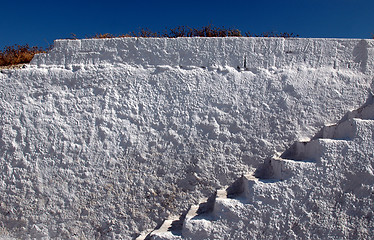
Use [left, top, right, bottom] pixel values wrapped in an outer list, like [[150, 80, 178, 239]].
[[82, 25, 299, 39], [1, 25, 300, 67], [3, 25, 372, 67], [0, 44, 48, 67]]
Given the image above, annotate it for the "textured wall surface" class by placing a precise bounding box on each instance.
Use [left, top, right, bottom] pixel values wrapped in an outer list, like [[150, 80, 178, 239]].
[[31, 38, 374, 73], [0, 38, 373, 239], [150, 100, 374, 240]]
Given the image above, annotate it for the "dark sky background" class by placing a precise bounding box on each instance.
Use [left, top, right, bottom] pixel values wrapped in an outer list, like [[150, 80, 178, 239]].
[[1, 0, 373, 49]]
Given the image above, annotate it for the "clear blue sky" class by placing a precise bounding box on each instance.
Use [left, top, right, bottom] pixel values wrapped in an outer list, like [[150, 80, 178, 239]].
[[1, 0, 373, 49]]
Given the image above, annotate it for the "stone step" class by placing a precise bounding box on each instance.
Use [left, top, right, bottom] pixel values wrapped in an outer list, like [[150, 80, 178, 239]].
[[181, 192, 218, 229], [345, 101, 374, 120], [181, 199, 216, 240], [270, 157, 315, 180], [141, 213, 185, 239], [184, 205, 200, 222], [135, 231, 150, 240], [181, 215, 214, 240], [212, 198, 243, 220], [281, 137, 356, 163], [150, 233, 182, 240], [280, 139, 324, 161], [212, 177, 272, 221], [315, 119, 354, 140], [314, 118, 374, 140], [241, 174, 262, 200], [149, 228, 182, 240], [348, 118, 374, 141], [148, 217, 182, 240]]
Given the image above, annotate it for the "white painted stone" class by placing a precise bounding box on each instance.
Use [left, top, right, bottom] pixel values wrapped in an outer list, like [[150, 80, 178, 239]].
[[0, 37, 373, 239]]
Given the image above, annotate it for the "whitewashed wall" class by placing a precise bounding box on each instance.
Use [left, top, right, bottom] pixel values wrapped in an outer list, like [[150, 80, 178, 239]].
[[0, 38, 373, 239]]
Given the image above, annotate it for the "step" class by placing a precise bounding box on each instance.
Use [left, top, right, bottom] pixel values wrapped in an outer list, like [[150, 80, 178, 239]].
[[149, 219, 179, 238], [280, 139, 324, 161], [216, 189, 227, 199], [315, 118, 374, 141], [270, 157, 314, 180], [316, 119, 354, 140], [212, 197, 245, 220], [135, 231, 150, 240], [181, 216, 214, 240], [241, 174, 261, 200], [283, 138, 354, 168], [346, 101, 374, 120], [280, 135, 359, 163], [348, 118, 374, 141], [183, 193, 216, 223], [182, 201, 216, 240], [225, 173, 257, 199], [211, 177, 265, 219], [149, 231, 182, 240], [184, 204, 200, 221], [148, 217, 183, 240]]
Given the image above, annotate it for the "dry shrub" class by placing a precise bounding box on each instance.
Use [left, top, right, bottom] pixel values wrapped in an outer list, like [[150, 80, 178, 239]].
[[90, 33, 131, 39], [0, 44, 47, 66], [245, 32, 299, 38], [161, 25, 243, 38], [83, 25, 298, 39], [131, 28, 159, 38]]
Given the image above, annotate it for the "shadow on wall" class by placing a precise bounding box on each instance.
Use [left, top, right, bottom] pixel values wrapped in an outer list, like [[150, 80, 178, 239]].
[[353, 39, 369, 72]]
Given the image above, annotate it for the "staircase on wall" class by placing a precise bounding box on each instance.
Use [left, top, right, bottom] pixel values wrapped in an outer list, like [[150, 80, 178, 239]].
[[140, 96, 374, 240]]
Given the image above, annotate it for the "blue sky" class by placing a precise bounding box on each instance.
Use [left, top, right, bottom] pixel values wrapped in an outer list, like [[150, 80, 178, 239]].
[[1, 0, 373, 49]]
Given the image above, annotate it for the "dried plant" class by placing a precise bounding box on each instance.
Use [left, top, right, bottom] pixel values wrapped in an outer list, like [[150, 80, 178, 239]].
[[82, 25, 298, 39], [244, 32, 299, 38], [0, 44, 47, 66]]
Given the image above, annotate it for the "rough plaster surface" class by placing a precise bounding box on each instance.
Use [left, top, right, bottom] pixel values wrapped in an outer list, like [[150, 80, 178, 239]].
[[150, 101, 374, 240], [0, 38, 373, 239]]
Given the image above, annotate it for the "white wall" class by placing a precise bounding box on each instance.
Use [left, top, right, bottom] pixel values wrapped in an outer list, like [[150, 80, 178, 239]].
[[0, 38, 372, 239]]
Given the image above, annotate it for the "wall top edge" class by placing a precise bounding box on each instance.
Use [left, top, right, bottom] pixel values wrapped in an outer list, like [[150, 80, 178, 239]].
[[30, 36, 373, 73], [53, 37, 374, 42]]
